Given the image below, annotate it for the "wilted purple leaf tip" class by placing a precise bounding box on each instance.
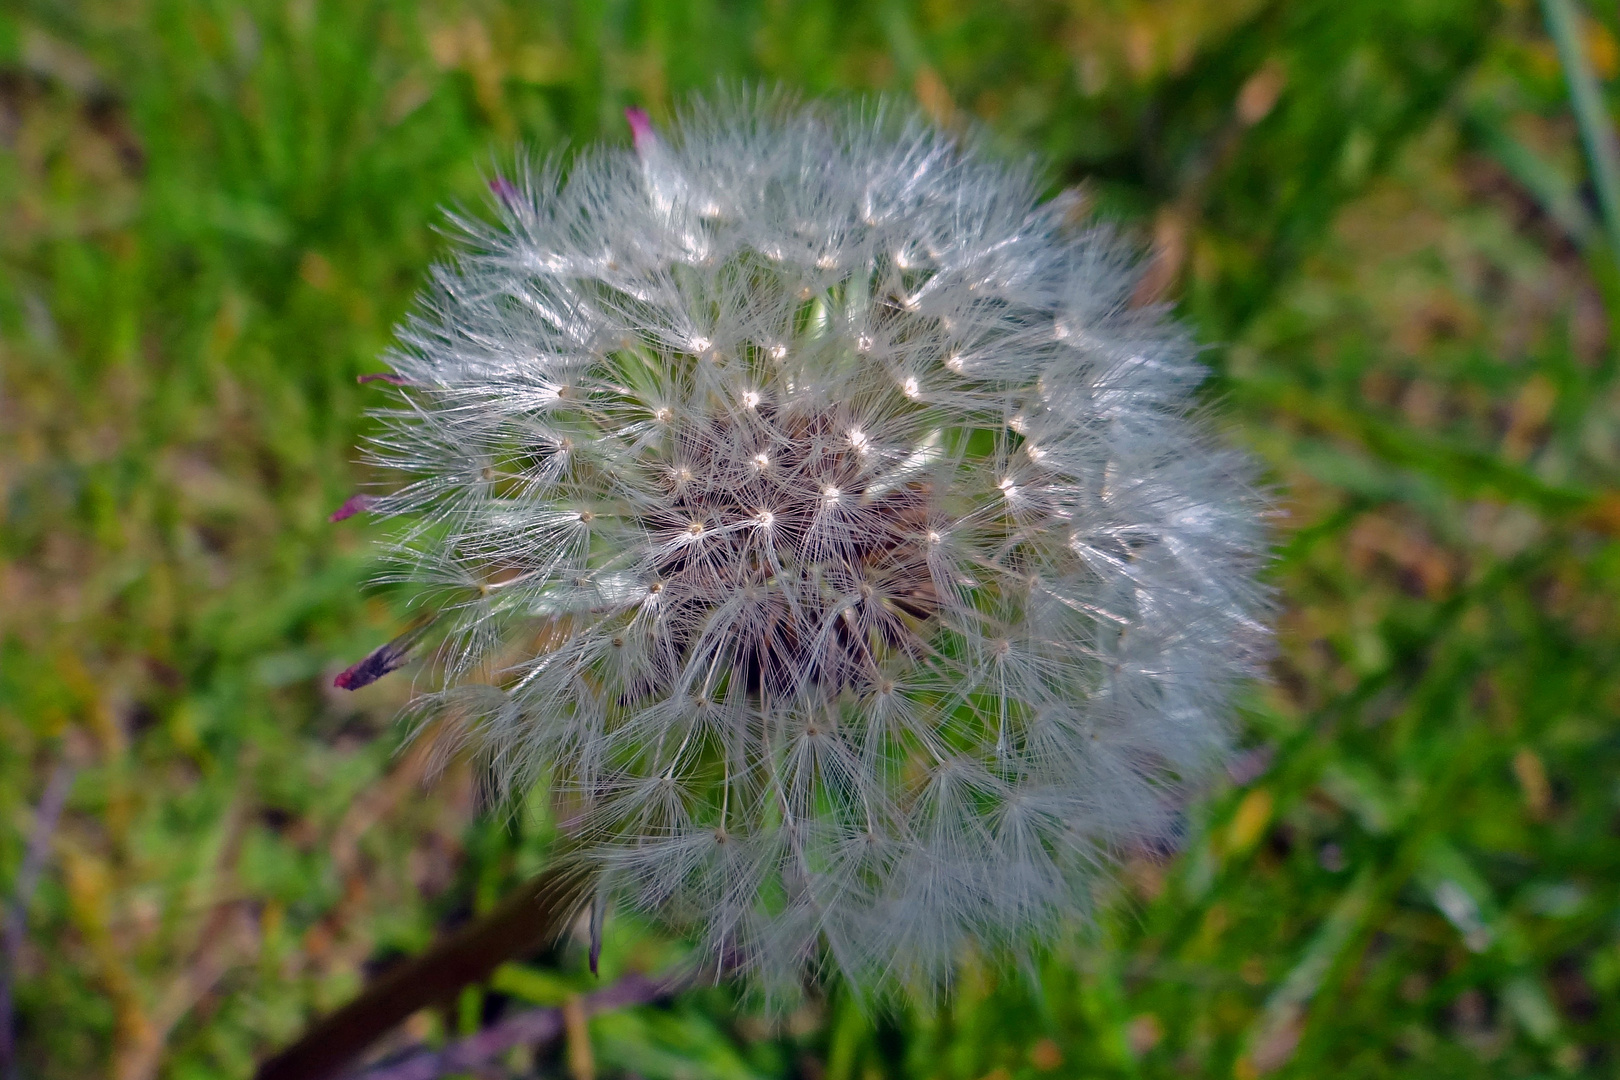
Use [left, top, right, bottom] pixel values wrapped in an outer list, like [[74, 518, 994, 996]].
[[624, 107, 654, 151], [333, 638, 411, 690], [489, 176, 521, 205], [328, 493, 377, 522]]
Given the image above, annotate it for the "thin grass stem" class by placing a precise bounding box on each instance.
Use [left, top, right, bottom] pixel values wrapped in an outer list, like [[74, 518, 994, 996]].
[[1541, 0, 1620, 274]]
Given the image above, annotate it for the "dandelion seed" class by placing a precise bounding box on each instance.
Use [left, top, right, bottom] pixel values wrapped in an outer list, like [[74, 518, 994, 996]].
[[351, 93, 1270, 1001]]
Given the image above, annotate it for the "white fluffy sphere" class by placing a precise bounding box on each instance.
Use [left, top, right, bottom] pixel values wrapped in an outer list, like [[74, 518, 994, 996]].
[[361, 95, 1268, 996]]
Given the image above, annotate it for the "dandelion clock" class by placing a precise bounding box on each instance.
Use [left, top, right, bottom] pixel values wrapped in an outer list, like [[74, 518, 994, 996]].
[[341, 94, 1270, 1000]]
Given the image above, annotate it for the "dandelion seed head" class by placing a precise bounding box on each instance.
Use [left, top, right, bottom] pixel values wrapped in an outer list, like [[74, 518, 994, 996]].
[[363, 93, 1269, 1001]]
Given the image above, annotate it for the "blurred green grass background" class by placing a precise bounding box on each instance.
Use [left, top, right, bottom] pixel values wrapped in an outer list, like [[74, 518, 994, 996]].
[[3, 0, 1620, 1076]]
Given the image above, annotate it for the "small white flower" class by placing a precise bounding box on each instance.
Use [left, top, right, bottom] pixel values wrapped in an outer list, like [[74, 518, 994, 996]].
[[362, 94, 1268, 999]]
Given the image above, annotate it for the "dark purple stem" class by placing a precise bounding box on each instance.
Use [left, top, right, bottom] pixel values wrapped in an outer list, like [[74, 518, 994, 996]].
[[255, 865, 595, 1080], [0, 761, 73, 1080], [347, 971, 679, 1080]]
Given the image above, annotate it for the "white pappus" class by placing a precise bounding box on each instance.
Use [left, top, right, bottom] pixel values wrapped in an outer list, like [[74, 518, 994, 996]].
[[354, 93, 1270, 1000]]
